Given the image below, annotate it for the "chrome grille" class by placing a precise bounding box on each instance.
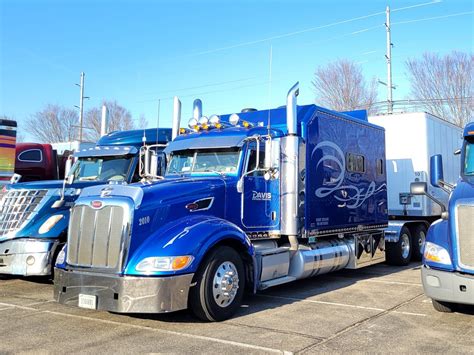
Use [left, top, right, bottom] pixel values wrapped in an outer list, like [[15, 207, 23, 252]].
[[67, 204, 128, 270], [457, 204, 474, 270], [0, 189, 47, 236]]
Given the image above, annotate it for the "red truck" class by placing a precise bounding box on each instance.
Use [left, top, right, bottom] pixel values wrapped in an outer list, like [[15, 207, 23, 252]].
[[14, 142, 94, 182]]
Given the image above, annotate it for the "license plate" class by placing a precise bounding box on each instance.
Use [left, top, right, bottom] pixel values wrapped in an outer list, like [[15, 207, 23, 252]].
[[78, 294, 97, 309]]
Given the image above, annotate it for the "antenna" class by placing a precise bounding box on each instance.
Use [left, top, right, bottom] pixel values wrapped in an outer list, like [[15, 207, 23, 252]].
[[385, 6, 394, 113], [267, 45, 273, 136], [156, 99, 161, 145]]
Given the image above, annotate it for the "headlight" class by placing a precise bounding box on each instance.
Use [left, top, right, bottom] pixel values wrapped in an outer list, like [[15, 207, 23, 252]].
[[38, 215, 64, 234], [55, 245, 66, 265], [424, 241, 451, 265], [135, 256, 194, 273]]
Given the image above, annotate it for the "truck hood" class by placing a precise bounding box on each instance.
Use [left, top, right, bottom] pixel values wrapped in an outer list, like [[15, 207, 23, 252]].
[[139, 176, 232, 206], [73, 176, 234, 269], [450, 180, 474, 202]]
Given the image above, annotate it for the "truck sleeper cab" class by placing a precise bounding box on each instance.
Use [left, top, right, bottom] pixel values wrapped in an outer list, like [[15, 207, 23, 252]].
[[0, 128, 171, 276], [412, 122, 474, 312], [55, 83, 391, 321]]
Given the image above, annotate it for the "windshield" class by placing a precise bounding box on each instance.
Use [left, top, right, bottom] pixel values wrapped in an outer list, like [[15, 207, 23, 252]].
[[70, 155, 134, 182], [464, 138, 474, 176], [166, 148, 241, 175]]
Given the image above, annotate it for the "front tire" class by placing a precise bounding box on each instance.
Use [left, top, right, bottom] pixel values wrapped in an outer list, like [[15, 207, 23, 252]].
[[386, 226, 412, 266], [432, 299, 455, 313], [189, 246, 245, 321]]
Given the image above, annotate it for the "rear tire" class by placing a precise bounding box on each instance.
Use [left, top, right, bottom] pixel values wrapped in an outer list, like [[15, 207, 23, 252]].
[[386, 226, 412, 266], [411, 224, 427, 261], [432, 299, 455, 313], [189, 246, 245, 321]]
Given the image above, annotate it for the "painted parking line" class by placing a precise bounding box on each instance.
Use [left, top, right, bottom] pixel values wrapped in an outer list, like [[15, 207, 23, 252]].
[[0, 301, 293, 354], [257, 295, 427, 317], [358, 279, 422, 286]]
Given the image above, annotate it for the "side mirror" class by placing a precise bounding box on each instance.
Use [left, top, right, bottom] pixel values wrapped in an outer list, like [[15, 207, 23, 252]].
[[264, 139, 272, 170], [430, 154, 444, 188], [149, 151, 158, 177], [66, 174, 74, 185], [64, 156, 73, 177], [410, 181, 446, 213], [236, 178, 243, 193], [410, 182, 427, 195]]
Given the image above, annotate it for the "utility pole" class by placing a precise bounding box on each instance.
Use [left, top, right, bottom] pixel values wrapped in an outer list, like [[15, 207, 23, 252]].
[[385, 6, 394, 114], [75, 72, 87, 142]]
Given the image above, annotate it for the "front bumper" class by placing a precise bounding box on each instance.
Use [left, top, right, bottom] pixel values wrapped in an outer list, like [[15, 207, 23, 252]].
[[421, 265, 474, 306], [54, 268, 195, 313], [0, 238, 59, 276]]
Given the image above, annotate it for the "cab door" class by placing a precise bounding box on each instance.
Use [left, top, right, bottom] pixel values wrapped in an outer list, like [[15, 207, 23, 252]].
[[241, 141, 280, 229]]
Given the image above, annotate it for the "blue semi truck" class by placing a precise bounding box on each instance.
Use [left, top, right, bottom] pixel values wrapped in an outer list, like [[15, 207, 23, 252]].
[[411, 122, 474, 312], [0, 127, 172, 276], [54, 83, 396, 321]]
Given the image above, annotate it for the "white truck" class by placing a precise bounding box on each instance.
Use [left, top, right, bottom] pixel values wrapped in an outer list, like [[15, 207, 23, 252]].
[[368, 112, 462, 265]]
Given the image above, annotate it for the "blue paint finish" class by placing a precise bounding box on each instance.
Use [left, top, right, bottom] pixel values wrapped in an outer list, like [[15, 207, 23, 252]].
[[125, 215, 253, 276], [341, 110, 368, 121], [97, 128, 172, 146], [241, 176, 280, 229], [463, 122, 474, 137], [304, 109, 387, 235], [423, 219, 454, 271]]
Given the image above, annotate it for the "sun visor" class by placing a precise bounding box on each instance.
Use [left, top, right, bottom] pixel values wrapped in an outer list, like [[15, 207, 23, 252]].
[[164, 135, 246, 153], [73, 146, 138, 158]]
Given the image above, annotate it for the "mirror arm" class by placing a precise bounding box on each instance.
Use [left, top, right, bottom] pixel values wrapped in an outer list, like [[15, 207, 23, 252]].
[[437, 179, 454, 194]]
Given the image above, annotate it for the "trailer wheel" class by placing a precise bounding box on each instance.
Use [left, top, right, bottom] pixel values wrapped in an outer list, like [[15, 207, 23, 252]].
[[411, 224, 427, 261], [386, 226, 412, 266], [432, 299, 455, 313], [189, 246, 245, 321]]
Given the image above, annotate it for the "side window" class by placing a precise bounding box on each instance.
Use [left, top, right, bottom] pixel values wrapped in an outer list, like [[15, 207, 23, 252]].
[[246, 143, 265, 176], [18, 149, 42, 162], [346, 153, 365, 173], [376, 159, 384, 176]]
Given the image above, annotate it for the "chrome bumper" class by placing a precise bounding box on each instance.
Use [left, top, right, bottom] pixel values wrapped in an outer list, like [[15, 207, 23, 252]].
[[0, 238, 58, 276], [54, 268, 195, 313], [422, 265, 474, 306]]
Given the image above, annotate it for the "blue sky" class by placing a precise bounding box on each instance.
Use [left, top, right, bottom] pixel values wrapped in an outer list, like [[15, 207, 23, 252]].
[[0, 0, 472, 140]]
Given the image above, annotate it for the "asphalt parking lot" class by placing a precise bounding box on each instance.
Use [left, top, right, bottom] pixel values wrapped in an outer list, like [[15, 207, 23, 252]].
[[1, 262, 473, 354]]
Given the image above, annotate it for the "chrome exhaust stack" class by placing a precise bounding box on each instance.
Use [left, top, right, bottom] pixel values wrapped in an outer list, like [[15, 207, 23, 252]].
[[281, 82, 300, 251], [171, 96, 182, 140], [100, 105, 109, 137], [193, 99, 202, 120]]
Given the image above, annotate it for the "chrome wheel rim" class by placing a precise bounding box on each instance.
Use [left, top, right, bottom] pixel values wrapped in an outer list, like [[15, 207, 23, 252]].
[[212, 261, 239, 308], [401, 233, 410, 259]]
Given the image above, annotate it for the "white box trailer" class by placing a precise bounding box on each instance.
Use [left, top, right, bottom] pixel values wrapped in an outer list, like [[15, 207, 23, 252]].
[[368, 112, 463, 264]]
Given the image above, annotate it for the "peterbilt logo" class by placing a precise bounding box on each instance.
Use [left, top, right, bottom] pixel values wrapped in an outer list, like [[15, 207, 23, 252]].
[[252, 191, 272, 201], [100, 187, 113, 197]]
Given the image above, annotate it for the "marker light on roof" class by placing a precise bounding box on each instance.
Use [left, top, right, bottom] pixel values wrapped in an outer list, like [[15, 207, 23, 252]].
[[199, 116, 209, 130], [229, 113, 240, 126], [209, 115, 222, 129], [188, 118, 199, 131]]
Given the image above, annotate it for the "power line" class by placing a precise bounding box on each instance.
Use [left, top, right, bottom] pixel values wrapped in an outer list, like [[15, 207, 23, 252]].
[[184, 0, 442, 57], [392, 11, 474, 26], [139, 76, 257, 98]]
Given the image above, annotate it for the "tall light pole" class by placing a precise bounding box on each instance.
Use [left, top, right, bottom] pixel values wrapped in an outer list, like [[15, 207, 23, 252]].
[[385, 6, 394, 114], [75, 72, 89, 142]]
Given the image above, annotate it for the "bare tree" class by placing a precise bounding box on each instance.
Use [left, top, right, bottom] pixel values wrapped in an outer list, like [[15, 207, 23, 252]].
[[84, 100, 135, 141], [25, 105, 78, 142], [406, 51, 473, 127], [312, 59, 378, 113]]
